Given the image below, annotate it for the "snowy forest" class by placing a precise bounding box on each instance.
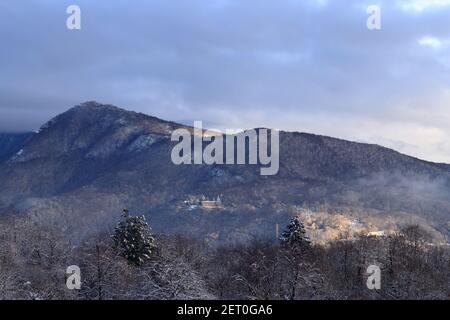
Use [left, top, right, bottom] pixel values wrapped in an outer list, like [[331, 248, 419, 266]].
[[0, 210, 448, 300]]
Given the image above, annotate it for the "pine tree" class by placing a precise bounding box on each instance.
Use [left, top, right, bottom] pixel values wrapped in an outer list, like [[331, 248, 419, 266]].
[[280, 217, 310, 252], [279, 217, 313, 300], [112, 209, 157, 266]]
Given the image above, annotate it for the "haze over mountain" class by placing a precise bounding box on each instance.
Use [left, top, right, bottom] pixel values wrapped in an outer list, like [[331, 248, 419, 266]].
[[0, 102, 449, 243]]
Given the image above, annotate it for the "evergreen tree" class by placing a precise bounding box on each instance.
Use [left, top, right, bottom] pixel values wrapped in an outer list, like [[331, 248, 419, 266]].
[[112, 209, 157, 266], [280, 217, 310, 252]]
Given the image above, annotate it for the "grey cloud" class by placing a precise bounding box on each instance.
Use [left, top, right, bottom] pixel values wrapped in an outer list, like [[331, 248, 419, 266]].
[[0, 0, 449, 161]]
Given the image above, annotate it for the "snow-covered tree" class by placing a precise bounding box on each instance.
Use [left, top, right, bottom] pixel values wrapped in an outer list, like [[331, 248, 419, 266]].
[[279, 217, 315, 299], [112, 209, 157, 266], [280, 217, 310, 252], [134, 258, 215, 300]]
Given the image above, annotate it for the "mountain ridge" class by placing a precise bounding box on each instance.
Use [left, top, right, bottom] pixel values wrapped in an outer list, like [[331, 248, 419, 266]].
[[7, 101, 447, 169], [1, 102, 449, 243]]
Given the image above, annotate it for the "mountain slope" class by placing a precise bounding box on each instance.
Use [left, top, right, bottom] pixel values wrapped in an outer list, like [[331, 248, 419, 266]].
[[0, 102, 449, 243], [0, 132, 34, 162]]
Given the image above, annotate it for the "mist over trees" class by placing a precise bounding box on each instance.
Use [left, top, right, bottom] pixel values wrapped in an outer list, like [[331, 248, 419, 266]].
[[0, 212, 448, 300]]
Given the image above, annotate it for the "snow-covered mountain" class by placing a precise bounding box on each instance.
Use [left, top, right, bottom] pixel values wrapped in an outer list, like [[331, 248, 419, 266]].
[[0, 102, 449, 243]]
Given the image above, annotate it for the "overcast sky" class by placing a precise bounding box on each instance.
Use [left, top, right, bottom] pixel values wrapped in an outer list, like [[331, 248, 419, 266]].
[[1, 0, 450, 162]]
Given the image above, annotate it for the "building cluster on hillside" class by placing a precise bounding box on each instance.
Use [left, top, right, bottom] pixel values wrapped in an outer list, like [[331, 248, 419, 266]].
[[366, 230, 386, 237], [184, 195, 223, 210]]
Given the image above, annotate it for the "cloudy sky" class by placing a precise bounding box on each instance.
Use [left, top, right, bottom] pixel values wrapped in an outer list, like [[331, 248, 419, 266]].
[[1, 0, 450, 162]]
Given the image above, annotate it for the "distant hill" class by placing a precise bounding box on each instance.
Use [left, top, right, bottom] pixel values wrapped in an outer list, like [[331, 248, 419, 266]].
[[0, 102, 449, 243]]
